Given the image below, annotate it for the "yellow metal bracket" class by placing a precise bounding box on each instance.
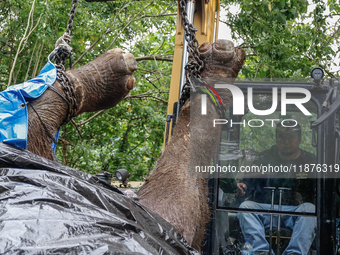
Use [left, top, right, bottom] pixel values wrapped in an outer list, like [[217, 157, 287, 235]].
[[162, 0, 219, 149]]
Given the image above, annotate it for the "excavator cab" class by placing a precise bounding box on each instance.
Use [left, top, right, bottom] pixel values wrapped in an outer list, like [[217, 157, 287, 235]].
[[199, 75, 340, 255]]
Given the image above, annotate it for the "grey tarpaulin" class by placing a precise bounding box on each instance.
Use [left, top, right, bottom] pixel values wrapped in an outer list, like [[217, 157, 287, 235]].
[[0, 143, 200, 255]]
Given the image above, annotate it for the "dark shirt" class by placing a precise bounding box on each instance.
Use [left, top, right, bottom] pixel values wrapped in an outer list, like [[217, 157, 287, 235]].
[[242, 145, 316, 206]]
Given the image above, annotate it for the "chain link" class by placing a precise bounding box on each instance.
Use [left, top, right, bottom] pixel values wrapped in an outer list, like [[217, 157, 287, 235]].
[[66, 0, 78, 39], [179, 0, 205, 107], [55, 64, 78, 125], [51, 0, 79, 125]]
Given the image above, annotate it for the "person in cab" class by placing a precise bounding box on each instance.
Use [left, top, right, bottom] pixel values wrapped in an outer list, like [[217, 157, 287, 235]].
[[237, 122, 316, 255]]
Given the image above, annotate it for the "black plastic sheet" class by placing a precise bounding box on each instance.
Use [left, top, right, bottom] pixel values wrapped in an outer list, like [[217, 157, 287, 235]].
[[0, 143, 199, 255]]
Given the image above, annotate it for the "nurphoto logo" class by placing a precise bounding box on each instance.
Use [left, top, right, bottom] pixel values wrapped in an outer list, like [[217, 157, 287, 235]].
[[200, 84, 312, 128]]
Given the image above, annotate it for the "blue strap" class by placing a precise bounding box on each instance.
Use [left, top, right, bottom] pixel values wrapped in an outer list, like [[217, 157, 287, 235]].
[[0, 61, 57, 149]]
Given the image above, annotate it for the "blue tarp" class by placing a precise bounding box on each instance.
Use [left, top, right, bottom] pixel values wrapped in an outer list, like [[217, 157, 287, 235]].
[[0, 61, 57, 149]]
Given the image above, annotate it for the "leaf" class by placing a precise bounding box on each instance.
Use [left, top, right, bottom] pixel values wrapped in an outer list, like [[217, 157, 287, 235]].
[[279, 0, 286, 9], [276, 12, 286, 23]]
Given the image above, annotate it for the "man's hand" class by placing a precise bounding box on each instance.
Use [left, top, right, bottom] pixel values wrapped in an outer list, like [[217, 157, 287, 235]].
[[237, 183, 247, 196]]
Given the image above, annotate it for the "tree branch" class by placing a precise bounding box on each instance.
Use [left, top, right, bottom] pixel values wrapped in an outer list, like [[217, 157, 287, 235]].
[[125, 90, 168, 97], [59, 138, 74, 146], [136, 56, 173, 62], [219, 19, 251, 48], [145, 76, 159, 90], [137, 13, 176, 19], [7, 0, 41, 87], [31, 42, 44, 78], [105, 0, 155, 51], [75, 110, 105, 127], [24, 42, 37, 81], [125, 94, 167, 104], [72, 2, 128, 67], [124, 90, 168, 104], [153, 56, 164, 83], [70, 119, 83, 140]]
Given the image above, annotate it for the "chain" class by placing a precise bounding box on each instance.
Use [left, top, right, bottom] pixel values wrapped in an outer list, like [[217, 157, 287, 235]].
[[54, 0, 78, 66], [49, 0, 79, 125], [179, 0, 205, 107], [66, 0, 78, 40], [56, 64, 78, 125]]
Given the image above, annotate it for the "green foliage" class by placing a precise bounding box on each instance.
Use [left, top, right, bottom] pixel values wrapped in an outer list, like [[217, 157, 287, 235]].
[[221, 0, 340, 79]]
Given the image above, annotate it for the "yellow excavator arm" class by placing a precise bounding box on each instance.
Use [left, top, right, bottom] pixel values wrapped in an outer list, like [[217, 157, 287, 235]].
[[163, 0, 220, 148]]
